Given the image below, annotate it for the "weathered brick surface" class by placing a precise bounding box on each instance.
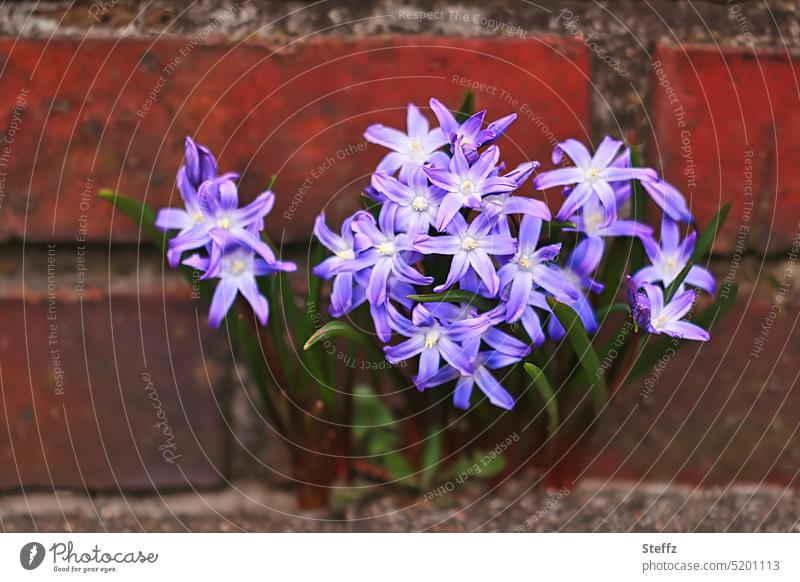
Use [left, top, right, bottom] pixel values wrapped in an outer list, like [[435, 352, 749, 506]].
[[588, 263, 800, 486], [0, 290, 229, 490], [651, 44, 800, 255], [0, 36, 590, 244]]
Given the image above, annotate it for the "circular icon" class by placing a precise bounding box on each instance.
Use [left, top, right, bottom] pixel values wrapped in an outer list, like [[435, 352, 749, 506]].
[[20, 542, 46, 570]]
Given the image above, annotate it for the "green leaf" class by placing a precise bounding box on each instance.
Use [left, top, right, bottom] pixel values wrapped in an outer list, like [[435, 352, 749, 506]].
[[693, 203, 731, 261], [305, 320, 373, 351], [546, 297, 606, 413], [352, 385, 396, 443], [407, 290, 497, 312], [98, 189, 165, 252], [595, 302, 630, 320], [455, 89, 475, 123], [597, 237, 630, 309], [524, 363, 559, 435], [474, 450, 506, 479], [664, 260, 694, 302], [420, 428, 444, 489], [626, 283, 739, 384], [628, 144, 647, 271]]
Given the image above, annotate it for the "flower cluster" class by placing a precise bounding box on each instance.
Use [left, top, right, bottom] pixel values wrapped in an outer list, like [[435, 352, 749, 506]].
[[314, 99, 716, 410], [156, 137, 296, 327]]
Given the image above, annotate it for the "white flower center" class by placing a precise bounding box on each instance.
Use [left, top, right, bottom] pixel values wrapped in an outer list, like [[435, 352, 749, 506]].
[[461, 236, 479, 251], [518, 255, 532, 269], [585, 210, 603, 233], [424, 329, 441, 348], [193, 212, 204, 223], [377, 241, 396, 256], [408, 139, 426, 162], [663, 255, 680, 279], [652, 313, 668, 329], [336, 248, 355, 260], [231, 259, 246, 274], [460, 179, 476, 196], [584, 167, 602, 183], [412, 195, 428, 211], [217, 217, 232, 229]]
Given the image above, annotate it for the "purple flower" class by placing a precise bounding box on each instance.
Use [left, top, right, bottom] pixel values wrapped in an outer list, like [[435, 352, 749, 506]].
[[166, 176, 276, 269], [548, 238, 604, 337], [383, 303, 491, 390], [429, 98, 516, 162], [426, 347, 518, 410], [370, 168, 445, 234], [347, 206, 433, 305], [364, 103, 449, 179], [633, 217, 715, 294], [569, 196, 653, 241], [627, 281, 710, 341], [424, 145, 518, 230], [641, 179, 692, 223], [498, 215, 579, 323], [184, 243, 296, 328], [415, 209, 516, 296], [625, 275, 651, 331], [155, 137, 223, 234], [481, 161, 552, 235], [534, 137, 658, 227], [423, 302, 531, 359], [313, 212, 363, 317]]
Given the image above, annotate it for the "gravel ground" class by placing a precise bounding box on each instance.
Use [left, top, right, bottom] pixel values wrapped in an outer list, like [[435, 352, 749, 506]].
[[1, 477, 798, 532]]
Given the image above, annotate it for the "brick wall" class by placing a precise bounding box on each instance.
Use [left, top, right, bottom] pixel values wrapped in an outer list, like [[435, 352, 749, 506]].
[[0, 0, 798, 490]]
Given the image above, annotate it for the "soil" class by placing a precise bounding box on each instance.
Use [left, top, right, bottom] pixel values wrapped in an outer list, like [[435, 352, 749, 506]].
[[2, 477, 798, 532]]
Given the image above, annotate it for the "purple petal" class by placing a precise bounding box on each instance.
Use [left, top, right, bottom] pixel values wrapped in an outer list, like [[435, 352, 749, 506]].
[[208, 277, 238, 328], [591, 136, 623, 169], [659, 320, 710, 341], [474, 367, 515, 409], [366, 259, 392, 305], [685, 265, 716, 294], [416, 347, 442, 390], [502, 196, 551, 220], [602, 166, 658, 183], [238, 274, 269, 325], [453, 376, 475, 409], [556, 182, 594, 221], [406, 103, 429, 137], [384, 336, 425, 363], [505, 270, 534, 322], [435, 192, 465, 231], [469, 248, 500, 296], [554, 138, 593, 168], [155, 208, 193, 232], [364, 124, 410, 152], [429, 97, 458, 138]]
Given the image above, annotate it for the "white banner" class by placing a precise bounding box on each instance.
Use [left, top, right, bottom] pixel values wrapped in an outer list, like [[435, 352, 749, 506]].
[[0, 533, 796, 581]]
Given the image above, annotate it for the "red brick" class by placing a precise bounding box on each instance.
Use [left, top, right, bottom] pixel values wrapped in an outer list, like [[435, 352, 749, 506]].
[[0, 290, 229, 490], [0, 36, 590, 243], [587, 277, 800, 486], [651, 44, 800, 255]]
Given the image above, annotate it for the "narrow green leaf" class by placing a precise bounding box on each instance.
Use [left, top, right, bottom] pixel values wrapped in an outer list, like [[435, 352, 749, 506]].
[[597, 237, 629, 309], [664, 261, 694, 302], [595, 302, 630, 320], [455, 89, 475, 123], [524, 363, 559, 435], [546, 297, 607, 413], [407, 290, 497, 312], [420, 428, 444, 489], [99, 189, 165, 251], [628, 144, 647, 271], [305, 320, 373, 351], [693, 202, 731, 261]]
